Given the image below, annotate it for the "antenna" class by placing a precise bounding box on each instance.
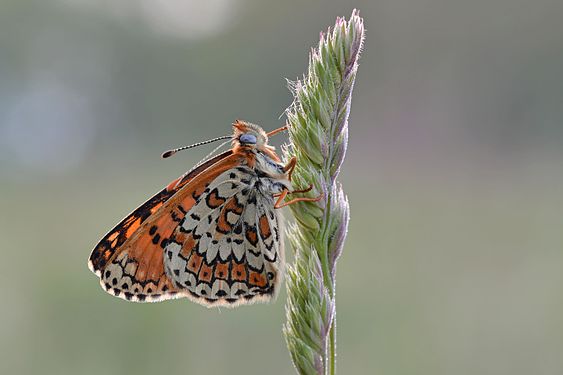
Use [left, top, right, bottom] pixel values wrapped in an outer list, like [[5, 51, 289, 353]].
[[161, 135, 232, 158]]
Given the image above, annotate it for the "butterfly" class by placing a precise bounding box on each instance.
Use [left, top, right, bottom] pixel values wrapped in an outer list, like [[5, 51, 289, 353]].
[[88, 120, 321, 307]]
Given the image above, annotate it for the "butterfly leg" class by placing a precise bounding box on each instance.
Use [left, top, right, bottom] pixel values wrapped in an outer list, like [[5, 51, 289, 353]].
[[273, 184, 314, 197], [290, 184, 314, 194], [267, 125, 288, 137], [274, 188, 323, 209], [283, 157, 297, 181]]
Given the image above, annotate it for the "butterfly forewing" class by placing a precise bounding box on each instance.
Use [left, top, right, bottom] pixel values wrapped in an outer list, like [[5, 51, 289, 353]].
[[89, 152, 242, 302], [88, 150, 233, 276]]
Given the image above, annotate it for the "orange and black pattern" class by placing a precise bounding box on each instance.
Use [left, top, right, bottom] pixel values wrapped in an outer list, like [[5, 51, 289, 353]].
[[88, 151, 232, 275], [162, 166, 284, 306]]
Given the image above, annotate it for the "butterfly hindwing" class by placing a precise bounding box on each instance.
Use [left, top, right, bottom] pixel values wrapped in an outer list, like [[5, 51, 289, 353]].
[[163, 166, 284, 306]]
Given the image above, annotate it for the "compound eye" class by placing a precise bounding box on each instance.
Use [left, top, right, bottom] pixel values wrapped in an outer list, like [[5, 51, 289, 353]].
[[239, 134, 257, 144]]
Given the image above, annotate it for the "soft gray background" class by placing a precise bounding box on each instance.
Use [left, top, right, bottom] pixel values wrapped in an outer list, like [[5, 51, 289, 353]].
[[1, 1, 562, 374]]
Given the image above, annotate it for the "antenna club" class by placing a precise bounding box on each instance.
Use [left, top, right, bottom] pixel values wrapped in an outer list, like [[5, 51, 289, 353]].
[[162, 150, 176, 158]]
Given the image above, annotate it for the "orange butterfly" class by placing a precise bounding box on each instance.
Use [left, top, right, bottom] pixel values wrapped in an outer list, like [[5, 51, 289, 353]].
[[88, 120, 321, 307]]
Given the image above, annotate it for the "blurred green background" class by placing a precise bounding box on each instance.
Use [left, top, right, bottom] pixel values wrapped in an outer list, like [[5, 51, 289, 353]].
[[1, 1, 563, 374]]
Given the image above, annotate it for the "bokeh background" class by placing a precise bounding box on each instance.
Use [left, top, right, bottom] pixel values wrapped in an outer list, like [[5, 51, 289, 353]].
[[1, 1, 563, 374]]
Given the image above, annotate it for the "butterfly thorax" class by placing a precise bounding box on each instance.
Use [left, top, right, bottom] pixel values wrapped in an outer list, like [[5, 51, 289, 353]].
[[232, 119, 292, 193], [253, 151, 292, 194]]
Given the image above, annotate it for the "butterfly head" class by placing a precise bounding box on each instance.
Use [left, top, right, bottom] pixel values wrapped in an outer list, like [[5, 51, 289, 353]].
[[232, 120, 270, 150]]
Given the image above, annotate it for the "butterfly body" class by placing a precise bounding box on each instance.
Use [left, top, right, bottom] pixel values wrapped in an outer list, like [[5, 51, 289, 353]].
[[88, 120, 315, 307]]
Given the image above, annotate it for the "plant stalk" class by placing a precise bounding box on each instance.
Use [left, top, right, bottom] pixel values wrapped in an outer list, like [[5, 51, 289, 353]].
[[283, 9, 365, 375]]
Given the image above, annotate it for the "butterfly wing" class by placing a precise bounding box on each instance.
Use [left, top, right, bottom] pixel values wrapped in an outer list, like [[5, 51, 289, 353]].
[[88, 150, 247, 302], [163, 166, 284, 307], [88, 150, 233, 275]]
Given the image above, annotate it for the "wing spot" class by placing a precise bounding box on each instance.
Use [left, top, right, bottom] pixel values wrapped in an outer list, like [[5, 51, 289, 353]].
[[259, 215, 271, 239], [98, 257, 107, 268], [245, 226, 259, 246], [206, 188, 226, 209], [215, 263, 229, 279], [199, 264, 213, 282], [152, 234, 161, 245]]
